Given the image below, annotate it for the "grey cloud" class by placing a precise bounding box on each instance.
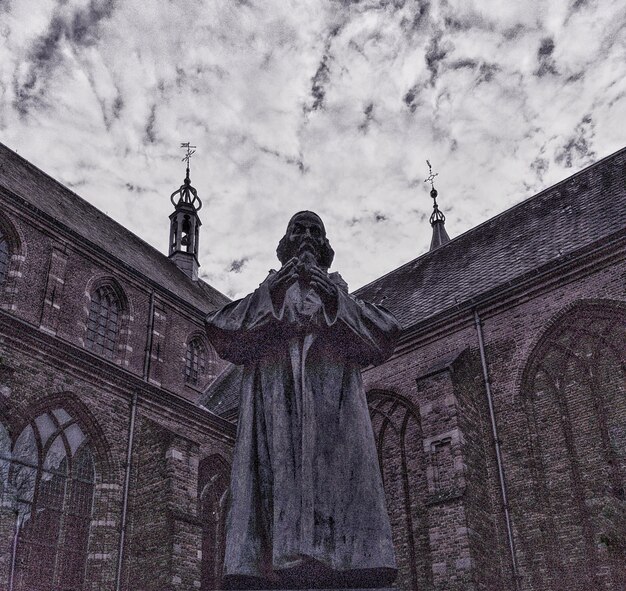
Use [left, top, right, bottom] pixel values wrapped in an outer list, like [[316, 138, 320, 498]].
[[448, 60, 499, 84], [502, 23, 525, 40], [566, 72, 584, 83], [425, 30, 448, 85], [310, 56, 330, 111], [450, 59, 478, 70], [403, 85, 418, 112], [536, 37, 558, 77], [304, 26, 342, 115], [358, 102, 375, 133], [555, 114, 596, 168], [70, 0, 116, 46], [125, 183, 148, 193], [477, 63, 499, 83], [444, 11, 494, 33], [97, 90, 124, 130], [530, 156, 549, 181], [229, 258, 249, 273], [13, 0, 116, 116], [400, 1, 430, 33], [259, 146, 308, 174], [144, 105, 157, 144]]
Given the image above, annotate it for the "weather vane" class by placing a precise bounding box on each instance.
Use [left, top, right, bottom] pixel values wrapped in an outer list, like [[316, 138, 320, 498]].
[[171, 142, 202, 210], [180, 142, 197, 171], [424, 159, 438, 192], [424, 159, 445, 225]]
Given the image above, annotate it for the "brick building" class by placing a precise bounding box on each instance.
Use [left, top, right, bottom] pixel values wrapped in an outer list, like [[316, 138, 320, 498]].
[[0, 140, 625, 591]]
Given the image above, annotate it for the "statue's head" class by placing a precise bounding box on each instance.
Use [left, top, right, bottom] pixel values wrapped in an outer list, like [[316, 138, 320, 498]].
[[276, 211, 335, 270]]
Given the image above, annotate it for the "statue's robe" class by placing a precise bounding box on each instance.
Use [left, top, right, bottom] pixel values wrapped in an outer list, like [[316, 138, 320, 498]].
[[205, 271, 399, 588]]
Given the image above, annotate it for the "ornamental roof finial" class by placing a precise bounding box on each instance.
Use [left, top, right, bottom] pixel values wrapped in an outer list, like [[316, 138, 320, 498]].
[[424, 159, 450, 250], [170, 142, 202, 211]]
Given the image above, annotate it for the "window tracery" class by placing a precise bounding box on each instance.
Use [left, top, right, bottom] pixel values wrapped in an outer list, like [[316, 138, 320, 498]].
[[85, 284, 121, 358], [0, 228, 8, 285], [4, 408, 95, 591], [198, 455, 229, 591], [185, 337, 207, 386], [520, 303, 626, 590], [368, 391, 431, 591]]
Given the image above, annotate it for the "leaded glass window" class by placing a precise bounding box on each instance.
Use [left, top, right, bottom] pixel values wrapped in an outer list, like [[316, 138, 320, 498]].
[[0, 229, 8, 285], [5, 409, 95, 591], [186, 337, 206, 385], [85, 285, 120, 358]]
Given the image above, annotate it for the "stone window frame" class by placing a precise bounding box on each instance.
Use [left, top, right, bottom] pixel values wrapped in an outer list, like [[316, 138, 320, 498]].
[[198, 454, 230, 591], [367, 389, 431, 591], [81, 276, 132, 365], [518, 300, 626, 588], [1, 404, 103, 591], [1, 392, 117, 591], [0, 212, 25, 312], [184, 333, 217, 387]]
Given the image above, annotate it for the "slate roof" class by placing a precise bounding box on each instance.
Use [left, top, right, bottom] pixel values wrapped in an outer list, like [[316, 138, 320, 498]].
[[0, 142, 229, 313], [198, 364, 243, 419], [355, 147, 626, 329]]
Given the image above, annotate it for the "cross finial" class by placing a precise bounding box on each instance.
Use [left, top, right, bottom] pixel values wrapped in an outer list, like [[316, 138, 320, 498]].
[[180, 142, 197, 177], [171, 143, 202, 210], [424, 159, 438, 192]]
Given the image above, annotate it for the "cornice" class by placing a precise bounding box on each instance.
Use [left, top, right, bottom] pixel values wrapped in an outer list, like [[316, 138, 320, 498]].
[[373, 227, 626, 362], [0, 187, 216, 322]]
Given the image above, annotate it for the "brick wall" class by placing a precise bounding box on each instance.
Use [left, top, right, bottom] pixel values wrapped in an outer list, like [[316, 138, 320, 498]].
[[363, 250, 626, 591]]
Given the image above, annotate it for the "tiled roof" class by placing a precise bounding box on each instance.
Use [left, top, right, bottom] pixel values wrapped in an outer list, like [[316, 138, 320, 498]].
[[354, 147, 626, 329], [0, 142, 229, 313]]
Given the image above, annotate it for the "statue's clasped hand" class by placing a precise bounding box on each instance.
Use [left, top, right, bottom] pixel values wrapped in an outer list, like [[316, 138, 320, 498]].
[[268, 258, 299, 309], [310, 266, 338, 312]]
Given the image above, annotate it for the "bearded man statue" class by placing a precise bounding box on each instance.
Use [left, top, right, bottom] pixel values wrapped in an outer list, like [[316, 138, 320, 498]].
[[205, 211, 400, 589]]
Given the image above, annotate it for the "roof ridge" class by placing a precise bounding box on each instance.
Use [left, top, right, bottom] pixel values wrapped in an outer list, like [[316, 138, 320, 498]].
[[354, 145, 626, 295], [0, 141, 229, 304]]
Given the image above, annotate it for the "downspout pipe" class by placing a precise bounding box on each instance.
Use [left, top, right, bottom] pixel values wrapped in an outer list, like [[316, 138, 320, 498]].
[[115, 390, 138, 591], [142, 291, 156, 381], [473, 309, 521, 590]]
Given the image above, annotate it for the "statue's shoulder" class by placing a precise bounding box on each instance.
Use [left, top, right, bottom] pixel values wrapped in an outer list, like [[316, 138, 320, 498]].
[[328, 271, 349, 293]]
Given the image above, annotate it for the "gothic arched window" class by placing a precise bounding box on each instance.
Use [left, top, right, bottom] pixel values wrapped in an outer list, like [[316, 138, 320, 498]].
[[198, 455, 229, 591], [186, 337, 217, 386], [520, 302, 626, 591], [0, 226, 9, 285], [368, 391, 431, 591], [8, 408, 95, 591], [86, 284, 121, 358]]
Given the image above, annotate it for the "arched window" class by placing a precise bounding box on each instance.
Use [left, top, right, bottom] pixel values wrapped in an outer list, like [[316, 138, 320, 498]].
[[186, 337, 217, 385], [0, 227, 8, 285], [198, 455, 229, 591], [85, 285, 121, 358], [8, 408, 95, 591], [186, 338, 205, 385], [519, 302, 626, 590], [368, 391, 431, 591]]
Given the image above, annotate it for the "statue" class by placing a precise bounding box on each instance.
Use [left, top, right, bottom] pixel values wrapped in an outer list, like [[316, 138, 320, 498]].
[[205, 211, 400, 589]]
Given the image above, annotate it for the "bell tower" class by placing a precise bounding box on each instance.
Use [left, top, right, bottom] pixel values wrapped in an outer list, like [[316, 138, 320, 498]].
[[169, 143, 202, 281]]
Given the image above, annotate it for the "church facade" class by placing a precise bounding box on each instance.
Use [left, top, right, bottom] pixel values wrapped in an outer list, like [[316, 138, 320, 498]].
[[0, 141, 624, 591]]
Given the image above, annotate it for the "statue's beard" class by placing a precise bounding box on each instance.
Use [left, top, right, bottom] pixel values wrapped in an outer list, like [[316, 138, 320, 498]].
[[289, 239, 322, 284]]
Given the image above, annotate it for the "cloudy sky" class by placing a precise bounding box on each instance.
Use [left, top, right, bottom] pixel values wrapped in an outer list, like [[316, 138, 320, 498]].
[[1, 0, 624, 298]]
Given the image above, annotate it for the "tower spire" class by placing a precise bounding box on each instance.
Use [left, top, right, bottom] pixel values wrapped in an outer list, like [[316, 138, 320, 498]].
[[168, 143, 202, 280], [425, 159, 450, 251]]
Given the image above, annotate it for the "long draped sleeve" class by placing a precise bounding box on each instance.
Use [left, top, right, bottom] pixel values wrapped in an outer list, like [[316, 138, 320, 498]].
[[205, 276, 286, 365], [321, 286, 401, 367]]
